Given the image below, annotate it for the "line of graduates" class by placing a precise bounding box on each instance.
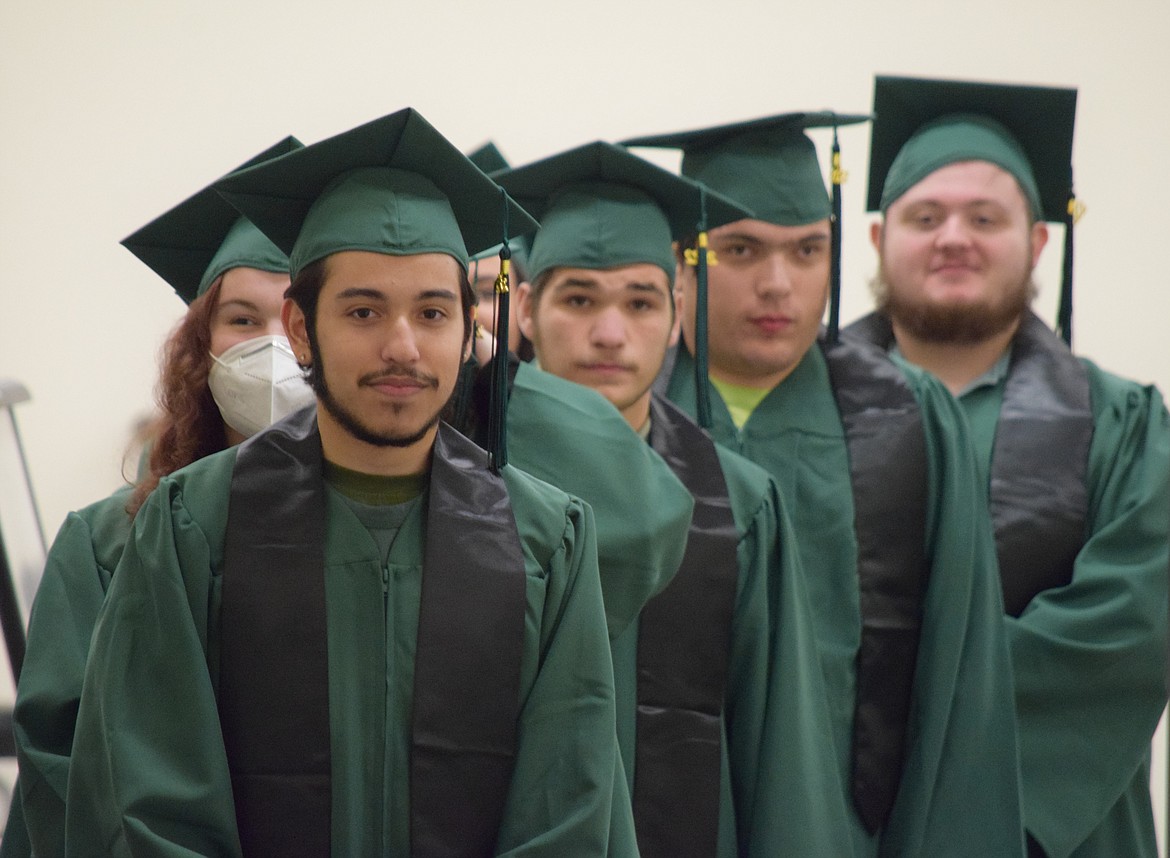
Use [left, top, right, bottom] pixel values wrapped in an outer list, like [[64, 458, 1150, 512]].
[[2, 74, 1167, 857]]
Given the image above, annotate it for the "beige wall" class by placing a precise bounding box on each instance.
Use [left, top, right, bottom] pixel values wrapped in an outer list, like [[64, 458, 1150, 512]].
[[1, 0, 1167, 848]]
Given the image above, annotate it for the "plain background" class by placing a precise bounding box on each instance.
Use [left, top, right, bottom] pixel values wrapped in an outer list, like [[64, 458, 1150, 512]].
[[1, 0, 1167, 850]]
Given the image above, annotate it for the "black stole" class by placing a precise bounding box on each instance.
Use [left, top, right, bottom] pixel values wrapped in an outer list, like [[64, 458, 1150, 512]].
[[634, 394, 739, 858], [219, 409, 526, 857], [845, 311, 1092, 616], [989, 312, 1091, 616], [656, 339, 931, 835], [821, 336, 931, 836]]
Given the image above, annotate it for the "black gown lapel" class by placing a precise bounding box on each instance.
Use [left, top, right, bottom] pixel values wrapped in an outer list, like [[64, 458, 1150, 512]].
[[633, 394, 739, 858], [822, 335, 931, 835], [220, 412, 527, 858], [410, 423, 526, 857], [846, 310, 1092, 616], [991, 312, 1091, 615], [219, 405, 331, 858]]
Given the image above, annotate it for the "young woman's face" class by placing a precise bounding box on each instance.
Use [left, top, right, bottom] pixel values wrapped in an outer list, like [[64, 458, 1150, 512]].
[[209, 267, 291, 358]]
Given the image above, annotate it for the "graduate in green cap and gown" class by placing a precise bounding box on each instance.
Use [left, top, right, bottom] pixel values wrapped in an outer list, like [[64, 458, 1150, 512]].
[[4, 137, 313, 858], [848, 75, 1170, 858], [454, 145, 695, 650], [64, 110, 633, 856], [625, 113, 1024, 857], [494, 140, 852, 857]]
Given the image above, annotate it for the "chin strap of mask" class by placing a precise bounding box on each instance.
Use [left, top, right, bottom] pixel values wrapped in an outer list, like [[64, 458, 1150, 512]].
[[1056, 179, 1082, 348], [488, 189, 512, 471], [694, 188, 713, 430], [827, 120, 845, 344]]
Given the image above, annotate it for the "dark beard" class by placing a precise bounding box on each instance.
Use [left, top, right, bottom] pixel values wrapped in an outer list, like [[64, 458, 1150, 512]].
[[307, 336, 448, 449], [873, 269, 1036, 346]]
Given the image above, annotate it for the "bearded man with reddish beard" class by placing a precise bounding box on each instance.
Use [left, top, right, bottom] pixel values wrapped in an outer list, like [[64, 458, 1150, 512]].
[[849, 75, 1170, 858]]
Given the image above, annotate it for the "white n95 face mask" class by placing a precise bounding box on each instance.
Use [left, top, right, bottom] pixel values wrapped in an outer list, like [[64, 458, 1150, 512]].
[[207, 335, 315, 438]]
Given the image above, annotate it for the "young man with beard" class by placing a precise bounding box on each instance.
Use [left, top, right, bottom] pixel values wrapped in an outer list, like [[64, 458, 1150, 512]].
[[495, 140, 851, 857], [624, 113, 1024, 856], [63, 110, 634, 856], [849, 75, 1170, 858]]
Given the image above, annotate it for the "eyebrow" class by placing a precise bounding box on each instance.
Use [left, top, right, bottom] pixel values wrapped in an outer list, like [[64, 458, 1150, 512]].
[[626, 281, 668, 296], [712, 232, 765, 245], [551, 277, 602, 292], [332, 287, 459, 303], [714, 231, 831, 247], [215, 298, 262, 313]]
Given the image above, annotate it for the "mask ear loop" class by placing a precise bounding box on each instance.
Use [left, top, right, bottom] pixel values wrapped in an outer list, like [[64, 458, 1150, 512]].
[[487, 189, 513, 471]]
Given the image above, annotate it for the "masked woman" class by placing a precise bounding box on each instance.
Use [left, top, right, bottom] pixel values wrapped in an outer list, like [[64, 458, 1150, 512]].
[[4, 139, 314, 858]]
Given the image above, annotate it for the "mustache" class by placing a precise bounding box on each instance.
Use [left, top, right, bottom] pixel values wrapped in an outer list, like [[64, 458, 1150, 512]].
[[359, 365, 440, 389]]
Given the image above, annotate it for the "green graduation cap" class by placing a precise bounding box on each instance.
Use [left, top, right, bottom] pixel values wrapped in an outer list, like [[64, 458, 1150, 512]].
[[121, 136, 301, 304], [214, 108, 539, 280], [216, 109, 537, 471], [494, 140, 752, 283], [467, 141, 511, 176], [495, 140, 753, 428], [622, 111, 870, 228], [465, 140, 532, 278], [866, 75, 1078, 342], [622, 110, 870, 342]]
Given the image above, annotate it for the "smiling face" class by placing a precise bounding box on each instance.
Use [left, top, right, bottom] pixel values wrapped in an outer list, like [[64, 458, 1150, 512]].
[[872, 159, 1049, 344], [283, 250, 471, 473], [518, 263, 677, 430], [678, 218, 831, 390]]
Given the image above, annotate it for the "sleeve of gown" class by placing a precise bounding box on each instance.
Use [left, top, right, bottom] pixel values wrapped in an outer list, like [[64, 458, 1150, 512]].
[[883, 377, 1026, 858], [63, 485, 242, 858], [1010, 377, 1170, 857], [724, 481, 855, 856], [494, 498, 629, 856], [13, 510, 114, 857]]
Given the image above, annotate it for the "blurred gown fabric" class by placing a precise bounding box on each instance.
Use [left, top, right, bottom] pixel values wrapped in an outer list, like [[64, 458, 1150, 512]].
[[608, 393, 853, 856], [660, 339, 1025, 857]]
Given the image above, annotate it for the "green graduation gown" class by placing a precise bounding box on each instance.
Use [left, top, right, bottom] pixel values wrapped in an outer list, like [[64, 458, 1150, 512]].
[[662, 342, 1025, 858], [9, 487, 134, 858], [963, 353, 1169, 858], [13, 362, 690, 856], [610, 396, 852, 856], [61, 431, 626, 856], [500, 362, 694, 640], [848, 309, 1170, 857]]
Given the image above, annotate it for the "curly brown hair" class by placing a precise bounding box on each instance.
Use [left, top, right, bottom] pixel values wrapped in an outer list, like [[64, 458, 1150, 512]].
[[127, 278, 231, 516]]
